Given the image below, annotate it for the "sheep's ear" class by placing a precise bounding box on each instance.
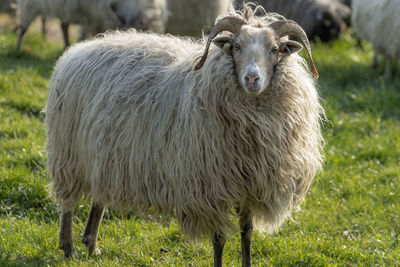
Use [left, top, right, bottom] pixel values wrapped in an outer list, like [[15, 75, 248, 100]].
[[279, 40, 303, 54], [213, 36, 234, 52]]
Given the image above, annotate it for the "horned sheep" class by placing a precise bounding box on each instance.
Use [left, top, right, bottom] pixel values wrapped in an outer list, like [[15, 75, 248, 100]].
[[235, 0, 350, 42], [16, 0, 167, 49], [351, 0, 400, 80], [46, 4, 324, 266], [79, 0, 168, 40]]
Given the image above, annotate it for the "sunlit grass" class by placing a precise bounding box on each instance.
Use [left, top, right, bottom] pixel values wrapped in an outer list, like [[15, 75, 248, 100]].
[[0, 26, 399, 266]]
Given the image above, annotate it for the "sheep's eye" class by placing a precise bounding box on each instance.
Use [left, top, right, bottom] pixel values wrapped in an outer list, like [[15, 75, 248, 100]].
[[271, 47, 278, 54], [234, 43, 241, 51]]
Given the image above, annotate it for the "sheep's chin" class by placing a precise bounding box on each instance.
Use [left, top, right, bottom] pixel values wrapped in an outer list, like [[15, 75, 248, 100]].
[[242, 87, 263, 96]]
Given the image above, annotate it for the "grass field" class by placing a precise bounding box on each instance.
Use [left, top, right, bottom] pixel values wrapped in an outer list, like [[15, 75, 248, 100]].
[[0, 23, 399, 266]]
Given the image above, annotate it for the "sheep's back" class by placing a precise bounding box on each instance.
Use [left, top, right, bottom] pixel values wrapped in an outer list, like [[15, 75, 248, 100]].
[[47, 31, 201, 210]]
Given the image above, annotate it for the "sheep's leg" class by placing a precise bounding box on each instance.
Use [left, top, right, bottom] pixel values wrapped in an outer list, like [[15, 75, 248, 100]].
[[212, 233, 226, 267], [384, 57, 392, 81], [15, 9, 39, 50], [61, 22, 70, 48], [239, 209, 253, 267], [59, 210, 77, 258], [16, 27, 27, 50], [372, 51, 378, 69], [82, 201, 105, 256], [41, 16, 46, 37]]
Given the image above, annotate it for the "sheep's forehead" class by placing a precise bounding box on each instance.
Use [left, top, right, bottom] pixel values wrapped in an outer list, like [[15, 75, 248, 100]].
[[238, 26, 277, 49]]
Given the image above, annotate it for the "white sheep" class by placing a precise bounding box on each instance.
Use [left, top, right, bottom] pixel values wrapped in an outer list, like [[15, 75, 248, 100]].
[[16, 0, 167, 49], [166, 0, 230, 36], [79, 0, 168, 40], [352, 0, 400, 80], [46, 4, 324, 265]]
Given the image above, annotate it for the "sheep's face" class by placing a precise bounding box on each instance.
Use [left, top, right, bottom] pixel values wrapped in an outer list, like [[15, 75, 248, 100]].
[[214, 25, 303, 96]]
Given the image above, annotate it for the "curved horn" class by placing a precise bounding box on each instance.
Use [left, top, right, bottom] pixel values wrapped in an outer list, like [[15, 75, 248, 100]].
[[194, 16, 247, 70], [269, 20, 319, 78]]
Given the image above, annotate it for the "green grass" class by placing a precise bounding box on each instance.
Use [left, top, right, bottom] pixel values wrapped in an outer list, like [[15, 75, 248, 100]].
[[0, 27, 400, 266]]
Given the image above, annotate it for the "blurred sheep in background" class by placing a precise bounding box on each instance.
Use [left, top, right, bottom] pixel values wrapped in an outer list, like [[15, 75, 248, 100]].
[[166, 0, 230, 37], [235, 0, 351, 42], [79, 0, 167, 40], [1, 0, 47, 35], [16, 0, 167, 50], [352, 0, 400, 80]]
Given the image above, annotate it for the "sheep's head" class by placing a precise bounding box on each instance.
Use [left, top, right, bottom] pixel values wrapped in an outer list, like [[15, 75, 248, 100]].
[[195, 16, 319, 96]]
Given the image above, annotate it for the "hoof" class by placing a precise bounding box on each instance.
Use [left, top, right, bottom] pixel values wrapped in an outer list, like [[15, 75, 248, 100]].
[[82, 235, 101, 257], [62, 246, 77, 259]]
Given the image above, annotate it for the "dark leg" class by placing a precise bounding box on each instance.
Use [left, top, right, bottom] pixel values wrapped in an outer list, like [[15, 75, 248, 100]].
[[82, 201, 105, 256], [16, 26, 27, 50], [41, 16, 46, 36], [59, 210, 77, 258], [212, 233, 226, 267], [238, 209, 253, 267], [372, 51, 378, 69], [384, 57, 392, 81], [61, 22, 69, 48]]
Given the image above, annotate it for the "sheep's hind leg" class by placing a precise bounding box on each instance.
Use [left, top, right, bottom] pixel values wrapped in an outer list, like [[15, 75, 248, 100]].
[[212, 233, 226, 267], [238, 209, 253, 267], [59, 210, 77, 258], [61, 22, 70, 48], [16, 27, 27, 50], [384, 57, 392, 81], [82, 201, 105, 256], [372, 51, 379, 69]]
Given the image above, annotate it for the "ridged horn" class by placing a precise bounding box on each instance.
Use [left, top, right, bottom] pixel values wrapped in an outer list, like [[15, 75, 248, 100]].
[[269, 20, 319, 78], [194, 16, 247, 70]]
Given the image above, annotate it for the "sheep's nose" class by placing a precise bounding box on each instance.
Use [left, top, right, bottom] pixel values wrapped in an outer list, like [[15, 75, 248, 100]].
[[245, 73, 260, 86]]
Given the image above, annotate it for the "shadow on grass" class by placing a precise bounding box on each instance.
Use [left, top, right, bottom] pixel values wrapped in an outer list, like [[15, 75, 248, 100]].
[[0, 49, 60, 78], [0, 31, 63, 77], [317, 51, 400, 120]]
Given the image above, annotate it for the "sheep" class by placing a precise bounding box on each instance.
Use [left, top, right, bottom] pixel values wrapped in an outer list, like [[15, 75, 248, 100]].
[[235, 0, 350, 42], [46, 4, 324, 265], [1, 0, 47, 35], [16, 0, 167, 50], [79, 0, 168, 40], [351, 0, 400, 80], [165, 0, 230, 36]]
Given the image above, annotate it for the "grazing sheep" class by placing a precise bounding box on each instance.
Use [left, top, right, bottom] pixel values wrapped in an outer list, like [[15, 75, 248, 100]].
[[16, 0, 166, 49], [2, 0, 46, 34], [79, 0, 168, 40], [235, 0, 350, 42], [166, 0, 230, 36], [46, 4, 324, 266], [351, 0, 400, 80]]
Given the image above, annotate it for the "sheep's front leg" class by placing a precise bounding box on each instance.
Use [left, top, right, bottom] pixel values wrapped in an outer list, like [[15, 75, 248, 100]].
[[372, 51, 378, 69], [61, 22, 70, 48], [239, 209, 253, 267], [384, 57, 392, 81], [82, 201, 105, 256], [59, 210, 76, 258], [16, 27, 27, 50], [212, 233, 226, 267]]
